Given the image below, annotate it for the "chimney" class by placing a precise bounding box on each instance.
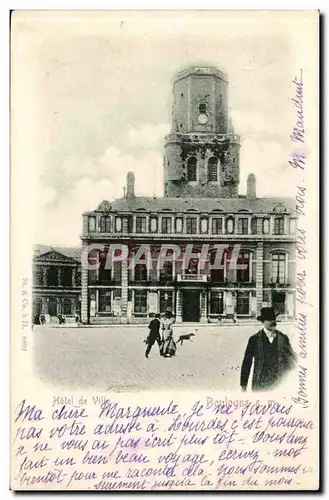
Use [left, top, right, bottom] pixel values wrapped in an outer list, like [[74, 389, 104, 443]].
[[247, 173, 256, 200], [126, 171, 135, 198]]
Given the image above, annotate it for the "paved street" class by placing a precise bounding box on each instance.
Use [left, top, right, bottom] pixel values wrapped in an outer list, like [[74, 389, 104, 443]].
[[33, 324, 296, 392]]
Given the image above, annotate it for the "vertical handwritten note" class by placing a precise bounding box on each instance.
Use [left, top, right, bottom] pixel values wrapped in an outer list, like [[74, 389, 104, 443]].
[[290, 69, 315, 411], [12, 396, 318, 491]]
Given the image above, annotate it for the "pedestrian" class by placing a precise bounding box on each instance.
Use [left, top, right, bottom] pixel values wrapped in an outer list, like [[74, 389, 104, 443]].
[[145, 313, 162, 358], [240, 307, 296, 392], [161, 310, 177, 358]]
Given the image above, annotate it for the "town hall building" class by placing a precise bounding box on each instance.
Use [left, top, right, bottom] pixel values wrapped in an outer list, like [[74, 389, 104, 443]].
[[78, 66, 297, 325]]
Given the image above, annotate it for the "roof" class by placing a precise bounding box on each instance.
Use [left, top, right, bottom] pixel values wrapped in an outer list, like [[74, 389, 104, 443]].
[[174, 66, 228, 83], [33, 245, 81, 260], [86, 196, 295, 215]]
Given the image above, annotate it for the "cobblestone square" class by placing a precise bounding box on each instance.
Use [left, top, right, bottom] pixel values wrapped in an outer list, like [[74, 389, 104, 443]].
[[33, 323, 296, 392]]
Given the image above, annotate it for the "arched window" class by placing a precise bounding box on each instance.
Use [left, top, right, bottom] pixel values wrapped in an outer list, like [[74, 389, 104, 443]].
[[186, 157, 197, 182], [46, 267, 58, 287], [208, 157, 219, 182]]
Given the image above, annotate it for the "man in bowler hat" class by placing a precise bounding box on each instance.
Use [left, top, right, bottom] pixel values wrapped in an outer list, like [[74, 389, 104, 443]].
[[240, 307, 296, 391]]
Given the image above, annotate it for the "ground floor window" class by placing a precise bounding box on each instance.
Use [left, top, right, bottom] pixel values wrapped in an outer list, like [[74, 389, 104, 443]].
[[99, 290, 112, 313], [209, 291, 224, 315], [63, 298, 72, 315], [236, 292, 250, 315], [134, 290, 147, 314], [160, 290, 173, 313]]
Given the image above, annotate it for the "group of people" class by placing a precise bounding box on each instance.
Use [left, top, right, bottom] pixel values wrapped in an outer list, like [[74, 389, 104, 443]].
[[145, 311, 177, 358], [144, 306, 297, 392]]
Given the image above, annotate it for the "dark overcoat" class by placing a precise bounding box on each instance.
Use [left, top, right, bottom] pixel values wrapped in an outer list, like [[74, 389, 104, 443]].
[[147, 318, 161, 342], [240, 329, 296, 391]]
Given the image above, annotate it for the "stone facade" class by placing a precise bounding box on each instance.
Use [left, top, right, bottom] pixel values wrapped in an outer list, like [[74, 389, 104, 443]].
[[79, 65, 297, 325], [33, 65, 297, 325], [32, 246, 81, 322], [164, 67, 239, 199]]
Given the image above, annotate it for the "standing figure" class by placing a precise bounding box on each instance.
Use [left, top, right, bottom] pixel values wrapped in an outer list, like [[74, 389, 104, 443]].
[[240, 307, 296, 391], [161, 311, 177, 358], [145, 313, 162, 358]]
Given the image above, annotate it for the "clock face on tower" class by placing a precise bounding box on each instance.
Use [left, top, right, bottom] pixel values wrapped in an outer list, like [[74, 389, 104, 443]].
[[197, 113, 208, 125]]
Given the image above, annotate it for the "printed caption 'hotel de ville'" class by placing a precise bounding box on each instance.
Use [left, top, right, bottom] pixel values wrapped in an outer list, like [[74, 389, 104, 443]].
[[33, 66, 297, 325]]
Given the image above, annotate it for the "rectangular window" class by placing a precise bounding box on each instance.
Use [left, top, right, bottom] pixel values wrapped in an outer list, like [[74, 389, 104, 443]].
[[99, 216, 111, 233], [209, 249, 225, 282], [237, 218, 249, 235], [135, 264, 148, 281], [237, 252, 251, 283], [185, 258, 198, 275], [160, 261, 173, 281], [186, 217, 197, 234], [161, 217, 172, 234], [251, 217, 258, 235], [212, 218, 223, 235], [274, 217, 285, 235], [271, 253, 286, 284], [99, 290, 112, 313], [160, 291, 173, 314], [100, 216, 106, 233], [209, 291, 223, 315], [134, 290, 147, 314], [106, 217, 112, 233], [236, 292, 250, 315], [136, 216, 146, 233], [98, 249, 112, 284]]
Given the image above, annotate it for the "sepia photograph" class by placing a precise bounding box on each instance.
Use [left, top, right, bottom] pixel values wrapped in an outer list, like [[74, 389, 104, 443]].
[[26, 13, 300, 392]]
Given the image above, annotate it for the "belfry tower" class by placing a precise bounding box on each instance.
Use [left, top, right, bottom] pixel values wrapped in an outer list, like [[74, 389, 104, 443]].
[[164, 66, 241, 198]]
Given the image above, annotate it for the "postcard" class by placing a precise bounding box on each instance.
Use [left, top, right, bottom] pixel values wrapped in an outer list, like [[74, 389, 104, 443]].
[[10, 10, 319, 491]]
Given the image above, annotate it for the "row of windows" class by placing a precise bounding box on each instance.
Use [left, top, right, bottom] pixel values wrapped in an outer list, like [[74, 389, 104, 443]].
[[89, 215, 295, 236], [91, 252, 289, 286], [34, 266, 81, 287], [209, 291, 250, 315], [95, 289, 284, 317]]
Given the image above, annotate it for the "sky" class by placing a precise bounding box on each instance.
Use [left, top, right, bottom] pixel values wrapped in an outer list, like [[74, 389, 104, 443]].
[[12, 11, 306, 246]]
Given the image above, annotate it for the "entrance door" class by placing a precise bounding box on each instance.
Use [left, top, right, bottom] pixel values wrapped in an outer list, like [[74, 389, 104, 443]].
[[182, 290, 200, 322]]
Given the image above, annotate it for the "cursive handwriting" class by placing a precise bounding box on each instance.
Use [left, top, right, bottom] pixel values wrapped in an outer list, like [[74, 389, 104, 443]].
[[12, 398, 317, 491], [290, 70, 305, 144]]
